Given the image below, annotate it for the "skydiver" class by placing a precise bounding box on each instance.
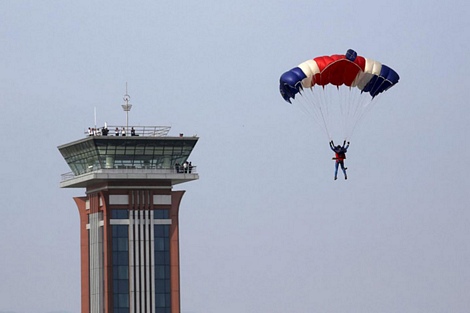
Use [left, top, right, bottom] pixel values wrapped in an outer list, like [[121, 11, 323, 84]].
[[329, 140, 350, 180]]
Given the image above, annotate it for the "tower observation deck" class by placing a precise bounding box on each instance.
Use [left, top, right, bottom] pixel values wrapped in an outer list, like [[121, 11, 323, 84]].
[[59, 123, 199, 313], [59, 125, 198, 188]]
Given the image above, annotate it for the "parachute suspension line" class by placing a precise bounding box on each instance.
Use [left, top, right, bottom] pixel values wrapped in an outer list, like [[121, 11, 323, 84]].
[[296, 89, 329, 139], [303, 88, 331, 138], [298, 87, 332, 140], [316, 105, 332, 141], [337, 84, 362, 140], [341, 86, 356, 141], [287, 78, 391, 143], [347, 74, 392, 138], [344, 86, 365, 140], [349, 94, 380, 137], [324, 85, 348, 142], [309, 73, 334, 141], [348, 102, 368, 138], [296, 90, 316, 121], [343, 86, 355, 141], [329, 86, 342, 141], [346, 92, 375, 139], [317, 85, 334, 140], [339, 86, 351, 141]]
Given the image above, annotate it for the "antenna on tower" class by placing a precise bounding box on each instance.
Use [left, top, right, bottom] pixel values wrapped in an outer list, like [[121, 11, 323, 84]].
[[121, 82, 132, 134]]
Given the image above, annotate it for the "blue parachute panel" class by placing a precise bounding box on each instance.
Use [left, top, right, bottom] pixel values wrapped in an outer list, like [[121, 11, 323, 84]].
[[279, 67, 307, 103], [367, 65, 400, 98]]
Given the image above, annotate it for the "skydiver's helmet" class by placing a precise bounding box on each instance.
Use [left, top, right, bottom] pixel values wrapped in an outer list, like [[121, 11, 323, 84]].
[[336, 145, 341, 150]]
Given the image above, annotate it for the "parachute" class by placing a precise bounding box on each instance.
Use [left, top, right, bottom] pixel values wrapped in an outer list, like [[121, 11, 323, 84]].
[[279, 49, 399, 141]]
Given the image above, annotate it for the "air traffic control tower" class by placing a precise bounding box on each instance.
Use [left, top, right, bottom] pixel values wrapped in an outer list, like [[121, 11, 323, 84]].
[[58, 115, 199, 313]]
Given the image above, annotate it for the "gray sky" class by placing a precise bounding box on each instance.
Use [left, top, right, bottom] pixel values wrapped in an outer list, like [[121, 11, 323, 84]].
[[1, 1, 469, 312]]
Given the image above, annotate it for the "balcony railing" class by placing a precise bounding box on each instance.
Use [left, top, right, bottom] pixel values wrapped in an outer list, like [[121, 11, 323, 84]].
[[85, 125, 171, 137], [60, 165, 198, 183]]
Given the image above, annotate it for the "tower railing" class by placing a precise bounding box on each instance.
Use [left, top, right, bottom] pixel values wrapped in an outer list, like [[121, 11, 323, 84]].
[[60, 165, 198, 183], [85, 125, 171, 137]]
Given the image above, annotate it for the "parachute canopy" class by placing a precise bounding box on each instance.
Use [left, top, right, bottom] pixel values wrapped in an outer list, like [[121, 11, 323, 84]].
[[278, 49, 399, 141], [279, 49, 399, 103]]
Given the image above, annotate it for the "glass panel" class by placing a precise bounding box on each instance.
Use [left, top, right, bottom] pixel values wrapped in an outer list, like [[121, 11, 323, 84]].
[[154, 226, 164, 237], [117, 238, 128, 251], [155, 265, 165, 279], [118, 280, 129, 293], [155, 294, 166, 308], [118, 294, 129, 308], [112, 210, 129, 219], [117, 266, 128, 279], [155, 238, 165, 251], [117, 252, 128, 265], [118, 226, 128, 237], [154, 210, 169, 219], [155, 252, 166, 265], [155, 279, 165, 293]]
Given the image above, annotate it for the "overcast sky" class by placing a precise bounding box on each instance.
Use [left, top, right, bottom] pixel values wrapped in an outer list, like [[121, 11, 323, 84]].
[[1, 1, 470, 312]]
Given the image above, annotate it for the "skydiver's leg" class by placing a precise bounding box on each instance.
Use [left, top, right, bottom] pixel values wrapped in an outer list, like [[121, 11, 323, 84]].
[[334, 162, 339, 180], [340, 162, 347, 179]]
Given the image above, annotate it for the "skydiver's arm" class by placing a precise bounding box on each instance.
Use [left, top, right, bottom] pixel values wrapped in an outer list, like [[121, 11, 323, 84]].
[[344, 141, 350, 150], [329, 141, 335, 150]]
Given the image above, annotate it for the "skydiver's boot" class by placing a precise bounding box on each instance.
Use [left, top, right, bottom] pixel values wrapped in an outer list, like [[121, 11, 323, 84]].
[[334, 176, 337, 180]]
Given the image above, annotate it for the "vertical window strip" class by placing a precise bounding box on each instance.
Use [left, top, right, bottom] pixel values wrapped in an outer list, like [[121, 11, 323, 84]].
[[112, 223, 130, 312], [135, 211, 140, 313], [154, 223, 171, 312], [89, 212, 104, 313], [140, 210, 144, 313], [145, 210, 152, 312], [150, 210, 156, 312], [129, 210, 135, 313]]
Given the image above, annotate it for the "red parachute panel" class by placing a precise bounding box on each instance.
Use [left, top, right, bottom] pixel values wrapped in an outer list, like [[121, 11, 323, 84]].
[[313, 55, 365, 87]]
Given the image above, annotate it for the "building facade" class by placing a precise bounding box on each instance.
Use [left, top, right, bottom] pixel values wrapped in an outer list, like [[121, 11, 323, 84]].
[[59, 126, 198, 313]]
